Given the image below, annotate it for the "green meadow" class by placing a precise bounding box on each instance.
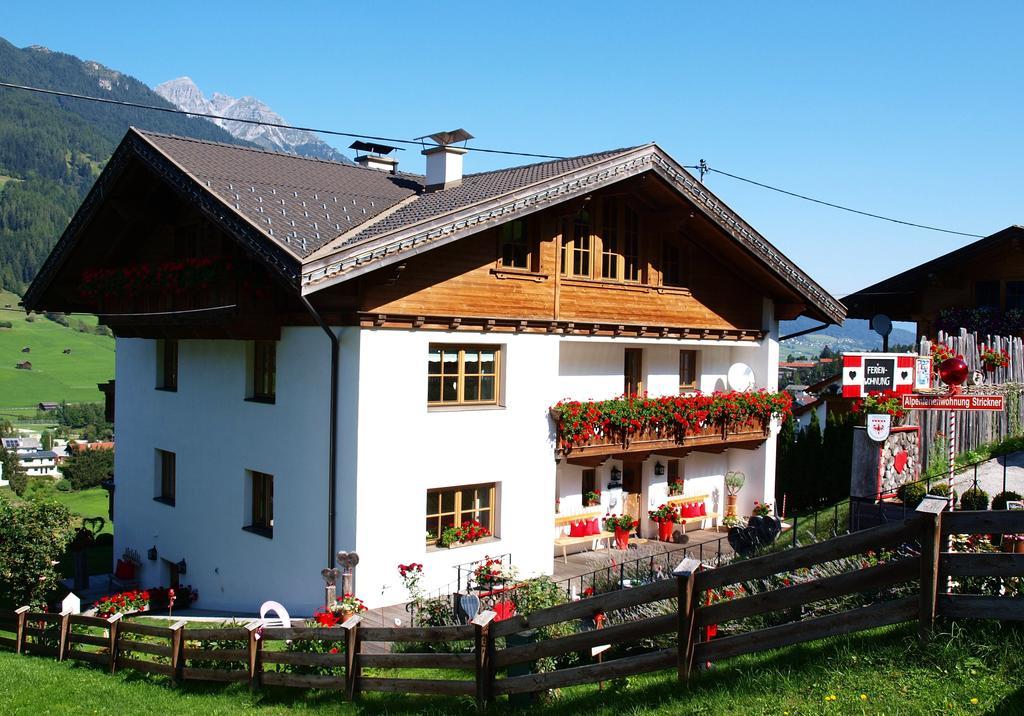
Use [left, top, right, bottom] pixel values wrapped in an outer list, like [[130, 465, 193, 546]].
[[0, 290, 114, 410]]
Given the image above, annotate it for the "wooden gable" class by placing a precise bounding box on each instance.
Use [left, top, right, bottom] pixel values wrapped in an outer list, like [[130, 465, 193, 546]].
[[338, 175, 791, 333]]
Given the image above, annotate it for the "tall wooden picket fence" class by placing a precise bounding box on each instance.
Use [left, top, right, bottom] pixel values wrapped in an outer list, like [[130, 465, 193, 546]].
[[916, 330, 1024, 472], [3, 510, 1024, 707]]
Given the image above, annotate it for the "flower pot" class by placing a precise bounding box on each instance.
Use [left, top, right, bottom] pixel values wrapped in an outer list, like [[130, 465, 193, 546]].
[[614, 527, 630, 550], [340, 609, 355, 623], [726, 494, 738, 517], [1015, 540, 1024, 555], [658, 520, 675, 542], [985, 363, 997, 373]]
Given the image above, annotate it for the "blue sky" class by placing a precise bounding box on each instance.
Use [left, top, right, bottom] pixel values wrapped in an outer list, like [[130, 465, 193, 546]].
[[2, 1, 1021, 298]]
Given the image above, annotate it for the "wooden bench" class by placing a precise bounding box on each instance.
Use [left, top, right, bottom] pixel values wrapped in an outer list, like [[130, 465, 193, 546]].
[[666, 493, 719, 533], [554, 511, 614, 563]]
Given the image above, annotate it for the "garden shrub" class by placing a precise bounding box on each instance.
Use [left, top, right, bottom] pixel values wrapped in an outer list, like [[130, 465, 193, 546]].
[[959, 487, 990, 511], [0, 500, 76, 607], [0, 320, 11, 329], [896, 481, 926, 507], [59, 447, 113, 490], [280, 635, 345, 676], [189, 620, 247, 670], [993, 491, 1023, 510]]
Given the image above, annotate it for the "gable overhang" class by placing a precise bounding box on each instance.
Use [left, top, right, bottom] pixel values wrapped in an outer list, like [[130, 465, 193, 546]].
[[23, 128, 303, 313], [299, 144, 846, 325]]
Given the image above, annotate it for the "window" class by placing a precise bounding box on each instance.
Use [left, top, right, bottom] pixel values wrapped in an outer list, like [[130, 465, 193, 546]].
[[156, 339, 178, 391], [975, 280, 1000, 309], [1007, 281, 1024, 311], [581, 469, 597, 497], [679, 350, 698, 392], [249, 341, 276, 403], [662, 239, 683, 287], [245, 471, 274, 538], [560, 210, 592, 277], [624, 348, 643, 396], [156, 449, 175, 505], [499, 219, 530, 269], [600, 199, 619, 280], [427, 345, 500, 406], [623, 205, 641, 282], [425, 483, 495, 544]]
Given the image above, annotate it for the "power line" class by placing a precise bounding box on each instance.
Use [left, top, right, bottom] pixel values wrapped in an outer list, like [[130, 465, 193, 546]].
[[0, 80, 566, 160], [702, 164, 984, 238], [0, 80, 989, 238]]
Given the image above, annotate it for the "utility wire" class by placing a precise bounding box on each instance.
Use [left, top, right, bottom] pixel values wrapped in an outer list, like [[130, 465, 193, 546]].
[[0, 80, 988, 238], [0, 80, 565, 160], [702, 164, 984, 238]]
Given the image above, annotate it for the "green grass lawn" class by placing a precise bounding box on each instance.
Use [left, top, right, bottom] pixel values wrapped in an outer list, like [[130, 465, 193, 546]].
[[50, 487, 112, 535], [0, 289, 114, 409], [0, 622, 1020, 714]]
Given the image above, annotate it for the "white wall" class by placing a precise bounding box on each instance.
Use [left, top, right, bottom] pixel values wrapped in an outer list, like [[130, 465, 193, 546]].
[[350, 329, 560, 608], [113, 328, 332, 615]]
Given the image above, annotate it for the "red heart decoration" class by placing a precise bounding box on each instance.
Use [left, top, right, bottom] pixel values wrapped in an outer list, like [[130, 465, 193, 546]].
[[893, 451, 909, 475]]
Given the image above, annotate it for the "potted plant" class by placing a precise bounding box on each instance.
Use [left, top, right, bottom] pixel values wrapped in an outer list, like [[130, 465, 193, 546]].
[[584, 489, 602, 507], [472, 556, 510, 590], [603, 514, 637, 550], [851, 390, 908, 426], [667, 479, 685, 496], [724, 471, 745, 517], [328, 593, 368, 622], [438, 520, 491, 548], [979, 344, 1010, 372], [648, 504, 680, 542]]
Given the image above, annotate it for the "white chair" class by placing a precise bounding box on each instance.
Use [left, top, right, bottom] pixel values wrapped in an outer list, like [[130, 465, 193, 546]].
[[258, 600, 292, 640]]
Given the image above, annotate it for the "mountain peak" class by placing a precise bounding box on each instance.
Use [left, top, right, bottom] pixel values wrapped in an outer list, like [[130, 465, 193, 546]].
[[154, 78, 351, 164]]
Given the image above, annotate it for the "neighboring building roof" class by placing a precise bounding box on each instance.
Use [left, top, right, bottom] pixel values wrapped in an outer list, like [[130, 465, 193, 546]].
[[15, 437, 41, 450], [842, 225, 1023, 320], [784, 384, 810, 393], [20, 450, 57, 460], [779, 361, 816, 368], [25, 128, 847, 324], [68, 441, 115, 452]]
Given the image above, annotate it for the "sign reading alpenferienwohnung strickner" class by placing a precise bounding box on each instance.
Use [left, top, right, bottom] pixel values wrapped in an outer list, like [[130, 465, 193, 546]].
[[842, 353, 917, 398], [900, 394, 1006, 411]]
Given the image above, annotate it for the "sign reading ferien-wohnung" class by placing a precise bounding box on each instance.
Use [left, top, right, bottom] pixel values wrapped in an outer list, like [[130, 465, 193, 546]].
[[842, 353, 917, 398]]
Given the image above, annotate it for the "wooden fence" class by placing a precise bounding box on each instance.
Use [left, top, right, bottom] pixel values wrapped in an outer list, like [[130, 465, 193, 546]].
[[916, 330, 1024, 470], [3, 509, 1024, 706]]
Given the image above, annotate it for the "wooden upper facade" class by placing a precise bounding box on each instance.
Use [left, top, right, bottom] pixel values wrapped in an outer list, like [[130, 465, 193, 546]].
[[24, 129, 845, 337]]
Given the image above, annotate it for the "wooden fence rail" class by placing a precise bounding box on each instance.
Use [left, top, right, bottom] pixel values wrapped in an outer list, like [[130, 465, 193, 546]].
[[4, 509, 1024, 706]]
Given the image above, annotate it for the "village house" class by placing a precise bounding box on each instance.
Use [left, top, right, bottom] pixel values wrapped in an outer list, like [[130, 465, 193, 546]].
[[17, 449, 60, 477], [843, 225, 1024, 338], [25, 128, 844, 612]]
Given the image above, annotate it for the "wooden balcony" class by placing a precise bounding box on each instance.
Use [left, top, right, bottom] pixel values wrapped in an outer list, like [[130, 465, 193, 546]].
[[555, 419, 769, 465]]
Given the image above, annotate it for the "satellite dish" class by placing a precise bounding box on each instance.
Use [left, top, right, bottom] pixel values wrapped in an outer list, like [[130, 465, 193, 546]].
[[870, 314, 893, 338], [727, 363, 756, 391]]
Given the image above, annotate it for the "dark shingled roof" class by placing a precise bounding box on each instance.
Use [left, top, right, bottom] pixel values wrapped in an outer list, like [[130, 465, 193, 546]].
[[334, 148, 637, 249], [139, 130, 634, 260], [140, 131, 422, 258]]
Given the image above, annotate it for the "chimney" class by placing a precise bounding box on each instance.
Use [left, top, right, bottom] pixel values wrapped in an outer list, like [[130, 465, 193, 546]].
[[349, 141, 400, 174], [420, 129, 474, 191]]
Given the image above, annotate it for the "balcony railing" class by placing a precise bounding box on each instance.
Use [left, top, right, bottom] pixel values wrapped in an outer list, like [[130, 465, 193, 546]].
[[549, 390, 791, 460], [553, 419, 769, 458]]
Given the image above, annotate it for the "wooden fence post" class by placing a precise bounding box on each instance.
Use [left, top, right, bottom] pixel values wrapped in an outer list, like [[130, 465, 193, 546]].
[[918, 507, 943, 640], [14, 606, 29, 655], [107, 613, 122, 673], [342, 614, 362, 700], [246, 620, 263, 691], [472, 610, 496, 709], [673, 557, 701, 681], [57, 610, 72, 661], [169, 620, 187, 684]]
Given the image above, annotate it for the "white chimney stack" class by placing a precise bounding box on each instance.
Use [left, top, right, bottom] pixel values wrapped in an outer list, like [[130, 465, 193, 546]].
[[348, 140, 400, 174], [420, 129, 474, 191]]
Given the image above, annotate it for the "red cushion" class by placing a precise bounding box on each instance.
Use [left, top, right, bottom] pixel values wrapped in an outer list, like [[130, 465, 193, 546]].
[[699, 502, 707, 516], [588, 518, 600, 535], [682, 503, 699, 518], [114, 560, 135, 580], [493, 601, 516, 621], [570, 521, 583, 537]]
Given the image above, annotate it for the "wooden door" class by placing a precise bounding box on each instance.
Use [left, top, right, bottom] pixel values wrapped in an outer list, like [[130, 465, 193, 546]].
[[622, 460, 642, 533], [624, 348, 643, 396]]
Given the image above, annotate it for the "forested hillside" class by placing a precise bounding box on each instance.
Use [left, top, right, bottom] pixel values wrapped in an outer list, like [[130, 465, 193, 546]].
[[0, 38, 252, 293]]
